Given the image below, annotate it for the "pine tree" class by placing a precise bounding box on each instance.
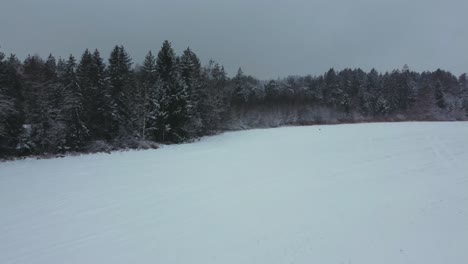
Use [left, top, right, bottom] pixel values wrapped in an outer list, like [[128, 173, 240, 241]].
[[91, 49, 111, 140], [381, 71, 400, 114], [138, 51, 158, 140], [7, 54, 22, 71], [323, 68, 348, 110], [62, 55, 89, 150], [108, 45, 134, 139], [265, 79, 280, 102], [199, 60, 228, 133], [0, 51, 24, 156], [397, 65, 417, 111], [366, 69, 381, 115], [22, 54, 67, 153], [460, 74, 468, 115], [155, 40, 189, 142], [76, 49, 94, 137], [179, 47, 203, 137], [44, 55, 67, 149], [56, 57, 66, 79], [434, 81, 446, 109], [355, 69, 372, 115], [232, 68, 248, 105], [337, 69, 353, 113], [77, 49, 111, 141]]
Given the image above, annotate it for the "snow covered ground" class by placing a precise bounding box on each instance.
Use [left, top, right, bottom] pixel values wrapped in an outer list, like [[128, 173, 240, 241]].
[[1, 122, 468, 264]]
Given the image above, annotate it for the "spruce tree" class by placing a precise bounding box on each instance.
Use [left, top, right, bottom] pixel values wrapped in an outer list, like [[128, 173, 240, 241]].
[[138, 51, 158, 140], [90, 49, 111, 140], [460, 74, 468, 115], [77, 49, 94, 138], [108, 45, 134, 139], [434, 81, 446, 109], [77, 49, 111, 141], [397, 65, 417, 111], [44, 54, 66, 143], [62, 55, 89, 150], [199, 61, 228, 133], [366, 69, 381, 115], [179, 47, 203, 137], [381, 71, 400, 114], [324, 68, 344, 108], [22, 54, 67, 153], [0, 51, 24, 156], [265, 80, 280, 102], [155, 40, 189, 142], [232, 68, 248, 105]]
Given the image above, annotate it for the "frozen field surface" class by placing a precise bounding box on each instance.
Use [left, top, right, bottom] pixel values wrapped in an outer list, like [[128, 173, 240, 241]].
[[1, 122, 468, 264]]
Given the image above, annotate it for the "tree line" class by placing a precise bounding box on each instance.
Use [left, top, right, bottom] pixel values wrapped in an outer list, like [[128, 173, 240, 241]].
[[1, 41, 467, 157]]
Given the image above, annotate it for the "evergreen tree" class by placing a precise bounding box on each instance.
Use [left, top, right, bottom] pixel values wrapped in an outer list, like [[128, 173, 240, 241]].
[[91, 49, 111, 140], [77, 49, 111, 140], [43, 54, 66, 143], [22, 54, 67, 153], [0, 51, 24, 156], [155, 40, 189, 142], [232, 68, 248, 105], [76, 50, 93, 91], [56, 57, 66, 79], [76, 49, 94, 136], [179, 47, 203, 137], [397, 65, 417, 111], [337, 69, 353, 113], [7, 54, 22, 71], [231, 67, 260, 106], [62, 55, 89, 150], [434, 81, 446, 109], [138, 51, 158, 140], [381, 71, 400, 114], [108, 45, 134, 139], [365, 69, 381, 115], [199, 61, 228, 133], [460, 74, 468, 115], [265, 79, 280, 102]]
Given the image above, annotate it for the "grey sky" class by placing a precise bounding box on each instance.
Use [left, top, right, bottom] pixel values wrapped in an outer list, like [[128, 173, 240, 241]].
[[1, 0, 467, 79]]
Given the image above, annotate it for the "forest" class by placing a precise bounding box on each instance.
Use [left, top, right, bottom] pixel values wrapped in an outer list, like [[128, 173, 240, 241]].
[[1, 40, 467, 157]]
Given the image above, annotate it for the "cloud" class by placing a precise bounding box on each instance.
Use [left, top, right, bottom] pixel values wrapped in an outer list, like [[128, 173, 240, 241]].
[[1, 0, 467, 79]]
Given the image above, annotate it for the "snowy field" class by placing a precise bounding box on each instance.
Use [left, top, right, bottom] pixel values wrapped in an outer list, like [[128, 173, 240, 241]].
[[1, 122, 468, 264]]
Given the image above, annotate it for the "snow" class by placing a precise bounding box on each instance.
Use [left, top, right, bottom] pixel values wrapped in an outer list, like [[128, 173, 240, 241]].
[[1, 122, 468, 264]]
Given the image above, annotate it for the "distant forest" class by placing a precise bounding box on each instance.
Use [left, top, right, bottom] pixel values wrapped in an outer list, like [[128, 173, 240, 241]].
[[1, 41, 467, 157]]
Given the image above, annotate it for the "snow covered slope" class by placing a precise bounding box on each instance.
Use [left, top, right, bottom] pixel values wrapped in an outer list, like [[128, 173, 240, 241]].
[[1, 122, 468, 264]]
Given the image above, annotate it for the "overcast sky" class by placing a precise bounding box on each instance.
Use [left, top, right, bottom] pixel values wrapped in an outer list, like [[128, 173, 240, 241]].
[[1, 0, 467, 79]]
